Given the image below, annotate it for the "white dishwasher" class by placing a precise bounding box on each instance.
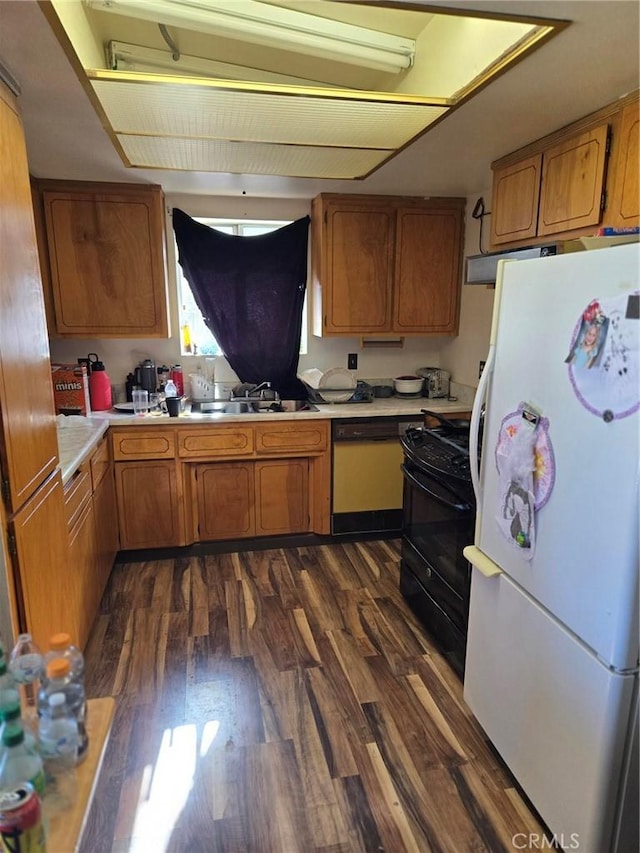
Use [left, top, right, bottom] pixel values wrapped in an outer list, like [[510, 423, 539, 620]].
[[331, 417, 422, 535]]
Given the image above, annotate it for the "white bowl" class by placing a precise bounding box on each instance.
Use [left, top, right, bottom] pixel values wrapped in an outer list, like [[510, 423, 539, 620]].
[[393, 375, 424, 395]]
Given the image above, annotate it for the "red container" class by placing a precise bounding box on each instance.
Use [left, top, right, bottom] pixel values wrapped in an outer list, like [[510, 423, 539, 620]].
[[88, 353, 112, 411], [170, 365, 184, 397], [0, 783, 45, 852]]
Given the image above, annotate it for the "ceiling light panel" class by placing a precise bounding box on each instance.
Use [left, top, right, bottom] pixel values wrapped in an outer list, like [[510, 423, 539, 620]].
[[85, 0, 416, 73], [117, 135, 391, 178], [90, 76, 449, 150]]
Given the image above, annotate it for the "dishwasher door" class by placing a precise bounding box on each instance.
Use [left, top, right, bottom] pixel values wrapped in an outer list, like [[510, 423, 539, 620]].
[[333, 439, 404, 514]]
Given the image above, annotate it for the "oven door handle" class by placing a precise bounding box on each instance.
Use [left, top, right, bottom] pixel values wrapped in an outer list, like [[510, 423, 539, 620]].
[[401, 464, 472, 512]]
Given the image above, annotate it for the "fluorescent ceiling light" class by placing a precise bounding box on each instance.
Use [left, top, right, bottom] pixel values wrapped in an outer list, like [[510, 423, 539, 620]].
[[107, 41, 342, 87], [85, 0, 415, 74]]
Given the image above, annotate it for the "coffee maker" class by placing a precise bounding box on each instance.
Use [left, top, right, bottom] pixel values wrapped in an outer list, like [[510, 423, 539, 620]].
[[135, 359, 157, 395]]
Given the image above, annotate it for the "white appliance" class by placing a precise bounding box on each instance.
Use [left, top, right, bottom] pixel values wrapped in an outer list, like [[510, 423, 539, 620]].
[[464, 243, 639, 852]]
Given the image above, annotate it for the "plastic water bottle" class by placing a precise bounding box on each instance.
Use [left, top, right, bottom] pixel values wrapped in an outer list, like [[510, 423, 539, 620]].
[[0, 726, 45, 797], [8, 634, 42, 732], [43, 633, 87, 735], [0, 701, 37, 759], [38, 693, 79, 778], [38, 659, 88, 763], [0, 658, 19, 711], [164, 379, 178, 397]]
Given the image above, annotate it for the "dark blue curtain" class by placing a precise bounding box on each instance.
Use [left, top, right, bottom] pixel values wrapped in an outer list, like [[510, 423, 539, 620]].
[[173, 208, 309, 398]]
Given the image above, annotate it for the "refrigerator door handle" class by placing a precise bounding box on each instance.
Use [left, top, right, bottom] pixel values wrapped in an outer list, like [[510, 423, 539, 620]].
[[464, 545, 503, 578], [469, 344, 494, 506]]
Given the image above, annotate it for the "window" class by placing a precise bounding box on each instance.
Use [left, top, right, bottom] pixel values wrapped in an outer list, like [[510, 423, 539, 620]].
[[177, 218, 308, 356]]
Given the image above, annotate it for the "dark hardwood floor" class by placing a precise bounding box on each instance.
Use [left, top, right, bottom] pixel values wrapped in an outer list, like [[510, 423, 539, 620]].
[[80, 539, 544, 852]]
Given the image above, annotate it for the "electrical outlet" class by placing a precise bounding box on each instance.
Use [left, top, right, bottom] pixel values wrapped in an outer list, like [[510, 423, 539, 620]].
[[348, 353, 358, 370], [479, 360, 486, 379]]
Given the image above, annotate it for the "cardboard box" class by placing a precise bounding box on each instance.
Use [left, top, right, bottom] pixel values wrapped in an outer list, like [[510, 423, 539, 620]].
[[51, 363, 92, 416]]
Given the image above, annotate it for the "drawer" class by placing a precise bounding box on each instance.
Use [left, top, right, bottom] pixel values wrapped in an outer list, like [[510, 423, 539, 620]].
[[178, 427, 254, 458], [63, 463, 92, 529], [90, 437, 111, 490], [255, 421, 329, 454], [112, 430, 176, 460]]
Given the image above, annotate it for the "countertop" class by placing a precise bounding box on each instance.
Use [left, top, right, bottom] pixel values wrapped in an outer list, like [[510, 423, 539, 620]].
[[56, 391, 475, 484]]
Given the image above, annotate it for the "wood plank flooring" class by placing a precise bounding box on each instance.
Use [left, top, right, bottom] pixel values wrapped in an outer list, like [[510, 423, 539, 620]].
[[80, 540, 545, 853]]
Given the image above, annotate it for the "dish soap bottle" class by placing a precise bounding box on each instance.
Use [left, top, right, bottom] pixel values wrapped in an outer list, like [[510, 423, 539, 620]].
[[87, 353, 112, 411]]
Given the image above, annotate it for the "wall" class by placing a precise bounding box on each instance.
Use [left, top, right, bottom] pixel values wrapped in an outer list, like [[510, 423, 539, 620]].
[[49, 192, 491, 398]]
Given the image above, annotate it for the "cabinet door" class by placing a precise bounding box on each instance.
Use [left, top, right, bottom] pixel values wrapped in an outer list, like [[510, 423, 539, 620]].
[[316, 198, 394, 334], [10, 472, 73, 650], [538, 124, 609, 236], [195, 462, 255, 541], [68, 499, 98, 650], [608, 99, 639, 228], [115, 461, 183, 549], [42, 185, 168, 337], [0, 83, 58, 513], [393, 205, 463, 334], [92, 467, 119, 605], [255, 459, 309, 535], [490, 154, 542, 246]]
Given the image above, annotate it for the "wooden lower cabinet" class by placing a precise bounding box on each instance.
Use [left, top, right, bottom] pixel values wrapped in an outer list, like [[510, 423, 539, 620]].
[[92, 467, 119, 602], [194, 458, 309, 541], [115, 460, 184, 549], [254, 459, 309, 535], [68, 499, 97, 650], [10, 472, 70, 651]]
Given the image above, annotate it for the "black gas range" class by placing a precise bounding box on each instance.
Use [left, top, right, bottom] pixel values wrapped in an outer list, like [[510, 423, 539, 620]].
[[399, 411, 476, 678]]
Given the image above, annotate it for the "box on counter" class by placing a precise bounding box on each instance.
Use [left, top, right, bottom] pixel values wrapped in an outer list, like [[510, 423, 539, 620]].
[[51, 363, 92, 416]]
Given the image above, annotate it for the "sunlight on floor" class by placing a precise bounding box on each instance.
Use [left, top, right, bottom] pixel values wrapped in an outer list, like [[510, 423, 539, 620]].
[[127, 720, 221, 852]]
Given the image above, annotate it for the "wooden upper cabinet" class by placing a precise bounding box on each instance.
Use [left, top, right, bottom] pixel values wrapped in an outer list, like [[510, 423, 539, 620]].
[[37, 181, 169, 338], [312, 196, 394, 334], [311, 194, 464, 336], [608, 99, 639, 227], [538, 123, 609, 237], [490, 154, 542, 246], [394, 205, 463, 335], [0, 81, 59, 514]]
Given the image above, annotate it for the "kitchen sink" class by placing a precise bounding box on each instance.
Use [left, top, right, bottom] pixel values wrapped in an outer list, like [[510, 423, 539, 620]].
[[190, 399, 318, 414]]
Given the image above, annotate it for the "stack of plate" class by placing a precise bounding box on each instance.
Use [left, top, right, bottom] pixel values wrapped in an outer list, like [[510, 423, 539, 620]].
[[298, 368, 356, 403]]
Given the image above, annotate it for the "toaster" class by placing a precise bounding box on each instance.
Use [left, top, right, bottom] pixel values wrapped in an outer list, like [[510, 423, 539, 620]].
[[418, 367, 450, 398]]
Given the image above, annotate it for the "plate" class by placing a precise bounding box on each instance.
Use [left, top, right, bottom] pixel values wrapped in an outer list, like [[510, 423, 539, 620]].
[[318, 368, 356, 403], [113, 402, 136, 412]]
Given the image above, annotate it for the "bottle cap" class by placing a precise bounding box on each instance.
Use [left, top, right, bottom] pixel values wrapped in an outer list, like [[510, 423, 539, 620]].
[[0, 701, 21, 722], [46, 658, 71, 679], [1, 726, 24, 747], [49, 633, 72, 651]]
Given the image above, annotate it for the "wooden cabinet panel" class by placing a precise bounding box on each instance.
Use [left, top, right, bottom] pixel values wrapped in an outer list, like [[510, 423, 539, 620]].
[[311, 194, 464, 337], [394, 206, 463, 334], [0, 83, 58, 514], [112, 430, 175, 461], [490, 154, 542, 246], [90, 436, 111, 490], [608, 99, 639, 227], [196, 462, 255, 541], [254, 459, 309, 535], [255, 422, 328, 454], [92, 466, 119, 611], [11, 472, 75, 650], [115, 461, 183, 549], [314, 198, 394, 334], [38, 181, 168, 338], [178, 427, 254, 458], [63, 464, 92, 530], [68, 499, 98, 650], [538, 124, 609, 236]]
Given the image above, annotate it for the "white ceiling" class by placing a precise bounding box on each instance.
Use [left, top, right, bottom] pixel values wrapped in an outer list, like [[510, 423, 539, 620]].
[[0, 0, 638, 199]]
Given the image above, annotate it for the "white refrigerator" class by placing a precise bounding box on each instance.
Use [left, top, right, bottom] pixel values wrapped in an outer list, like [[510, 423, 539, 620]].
[[464, 243, 639, 852]]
